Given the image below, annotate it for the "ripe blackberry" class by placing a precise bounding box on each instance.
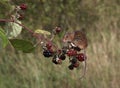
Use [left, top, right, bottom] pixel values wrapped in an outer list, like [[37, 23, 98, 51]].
[[43, 50, 52, 57], [68, 64, 74, 70], [71, 57, 77, 64], [59, 54, 66, 60], [52, 55, 62, 64]]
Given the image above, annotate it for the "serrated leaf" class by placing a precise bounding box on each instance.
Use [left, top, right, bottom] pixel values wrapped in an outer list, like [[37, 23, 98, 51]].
[[35, 29, 51, 35], [5, 20, 22, 39], [9, 39, 35, 53], [0, 28, 8, 49]]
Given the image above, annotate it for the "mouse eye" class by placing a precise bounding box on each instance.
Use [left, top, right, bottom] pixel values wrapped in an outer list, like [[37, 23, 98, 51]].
[[66, 35, 68, 38]]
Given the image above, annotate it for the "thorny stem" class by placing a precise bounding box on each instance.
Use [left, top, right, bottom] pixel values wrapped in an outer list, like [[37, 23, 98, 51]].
[[0, 19, 36, 37], [0, 19, 49, 40], [0, 18, 59, 49], [50, 31, 55, 41]]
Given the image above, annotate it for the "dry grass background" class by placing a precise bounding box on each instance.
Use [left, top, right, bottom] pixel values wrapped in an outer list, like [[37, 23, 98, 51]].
[[0, 0, 120, 88]]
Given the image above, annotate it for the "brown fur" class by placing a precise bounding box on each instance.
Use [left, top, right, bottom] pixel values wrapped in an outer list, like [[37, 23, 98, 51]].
[[63, 30, 88, 49]]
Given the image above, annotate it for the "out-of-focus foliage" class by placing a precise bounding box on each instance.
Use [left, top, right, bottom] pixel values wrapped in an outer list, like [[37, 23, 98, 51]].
[[0, 0, 12, 18], [0, 0, 99, 31], [0, 27, 8, 48], [10, 39, 35, 53], [0, 0, 120, 88]]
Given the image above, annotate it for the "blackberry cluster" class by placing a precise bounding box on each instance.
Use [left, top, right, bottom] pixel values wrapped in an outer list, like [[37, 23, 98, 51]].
[[42, 42, 86, 70]]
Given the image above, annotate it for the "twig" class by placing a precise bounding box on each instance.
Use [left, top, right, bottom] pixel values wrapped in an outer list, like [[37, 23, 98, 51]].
[[0, 19, 48, 40], [79, 49, 87, 79]]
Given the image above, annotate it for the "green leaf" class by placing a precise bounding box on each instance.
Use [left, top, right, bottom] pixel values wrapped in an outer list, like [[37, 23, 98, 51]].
[[0, 27, 8, 48], [34, 29, 51, 35], [9, 39, 35, 53], [5, 20, 22, 39]]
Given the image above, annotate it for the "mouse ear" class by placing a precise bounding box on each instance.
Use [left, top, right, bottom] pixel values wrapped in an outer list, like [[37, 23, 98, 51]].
[[81, 28, 85, 31], [64, 31, 71, 36], [80, 28, 87, 33]]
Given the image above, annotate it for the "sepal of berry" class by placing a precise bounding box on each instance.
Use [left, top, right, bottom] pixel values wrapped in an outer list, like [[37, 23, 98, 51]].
[[57, 49, 62, 54], [18, 14, 24, 20], [20, 4, 27, 10], [52, 55, 62, 64], [57, 59, 62, 64], [73, 62, 79, 68], [52, 58, 58, 64], [52, 58, 62, 64], [62, 49, 67, 54], [49, 48, 54, 53]]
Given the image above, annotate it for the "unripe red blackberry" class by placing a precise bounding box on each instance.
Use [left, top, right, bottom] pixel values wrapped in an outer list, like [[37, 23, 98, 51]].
[[20, 4, 27, 10], [46, 42, 52, 49], [67, 49, 77, 56], [76, 53, 86, 62], [55, 27, 61, 33]]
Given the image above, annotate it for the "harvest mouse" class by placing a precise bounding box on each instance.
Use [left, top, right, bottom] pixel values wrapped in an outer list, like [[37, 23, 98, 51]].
[[63, 30, 88, 50]]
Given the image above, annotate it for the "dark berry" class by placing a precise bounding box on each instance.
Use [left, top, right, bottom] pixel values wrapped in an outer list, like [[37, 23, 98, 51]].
[[73, 46, 81, 51], [20, 4, 27, 10], [73, 62, 79, 68], [43, 50, 52, 57], [76, 53, 86, 62], [55, 27, 61, 33], [59, 54, 66, 60], [52, 57, 62, 64], [62, 49, 67, 54], [71, 57, 77, 64], [52, 55, 61, 64], [68, 64, 74, 70]]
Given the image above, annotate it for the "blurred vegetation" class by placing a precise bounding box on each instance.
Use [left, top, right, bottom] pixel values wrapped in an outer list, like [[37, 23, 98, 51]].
[[0, 0, 120, 88]]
